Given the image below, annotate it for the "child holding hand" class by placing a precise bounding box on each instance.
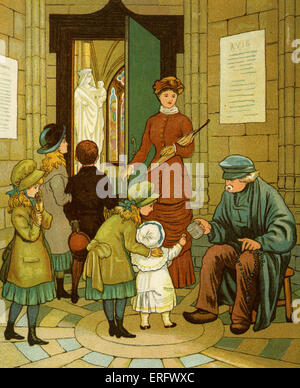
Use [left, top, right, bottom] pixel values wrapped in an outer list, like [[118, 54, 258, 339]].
[[131, 221, 187, 329]]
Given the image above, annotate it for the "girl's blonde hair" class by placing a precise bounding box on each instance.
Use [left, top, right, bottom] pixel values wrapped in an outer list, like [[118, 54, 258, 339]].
[[41, 150, 66, 174], [8, 180, 44, 213], [104, 205, 141, 227]]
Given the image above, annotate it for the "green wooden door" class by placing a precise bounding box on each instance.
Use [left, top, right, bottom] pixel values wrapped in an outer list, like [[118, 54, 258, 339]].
[[127, 17, 161, 166]]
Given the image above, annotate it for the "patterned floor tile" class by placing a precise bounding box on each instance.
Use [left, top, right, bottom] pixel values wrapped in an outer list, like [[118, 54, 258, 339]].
[[219, 312, 232, 325], [82, 352, 114, 367], [15, 342, 50, 362], [36, 306, 53, 326], [20, 348, 90, 368], [235, 339, 269, 356], [259, 339, 292, 360], [40, 309, 69, 328], [63, 359, 104, 368], [0, 342, 30, 368], [215, 337, 244, 351], [195, 361, 237, 368], [16, 313, 28, 327], [41, 340, 65, 357], [162, 358, 185, 368], [129, 359, 164, 368], [202, 347, 299, 368], [82, 301, 103, 312], [58, 314, 82, 328], [180, 353, 215, 368], [57, 338, 82, 352], [108, 357, 132, 368], [281, 339, 300, 364]]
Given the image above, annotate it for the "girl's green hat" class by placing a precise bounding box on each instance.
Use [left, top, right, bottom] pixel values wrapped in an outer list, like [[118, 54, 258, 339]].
[[10, 160, 45, 192], [37, 123, 66, 154], [128, 181, 160, 208]]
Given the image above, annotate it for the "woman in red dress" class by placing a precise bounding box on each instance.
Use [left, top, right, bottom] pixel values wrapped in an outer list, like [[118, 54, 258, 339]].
[[127, 76, 196, 288]]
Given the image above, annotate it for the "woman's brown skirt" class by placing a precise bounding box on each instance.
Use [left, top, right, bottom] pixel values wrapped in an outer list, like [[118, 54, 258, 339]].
[[142, 200, 195, 288]]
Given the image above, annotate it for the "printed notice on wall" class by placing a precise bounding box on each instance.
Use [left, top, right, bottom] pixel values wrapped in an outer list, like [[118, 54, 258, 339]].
[[220, 30, 266, 124], [0, 55, 18, 139]]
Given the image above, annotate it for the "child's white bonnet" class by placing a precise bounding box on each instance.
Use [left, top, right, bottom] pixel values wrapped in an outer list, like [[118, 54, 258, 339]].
[[136, 221, 165, 249]]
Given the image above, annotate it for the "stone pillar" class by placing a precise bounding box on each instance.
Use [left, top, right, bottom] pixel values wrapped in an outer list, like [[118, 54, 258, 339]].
[[278, 0, 296, 206], [25, 0, 33, 159], [295, 5, 300, 211], [25, 0, 47, 162], [82, 42, 91, 69], [183, 0, 209, 216], [199, 0, 209, 216]]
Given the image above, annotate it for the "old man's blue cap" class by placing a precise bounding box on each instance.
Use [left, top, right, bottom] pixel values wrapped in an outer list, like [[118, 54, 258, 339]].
[[220, 155, 255, 180]]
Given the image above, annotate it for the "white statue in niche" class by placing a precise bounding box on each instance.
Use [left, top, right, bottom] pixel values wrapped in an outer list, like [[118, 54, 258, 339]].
[[74, 69, 107, 170]]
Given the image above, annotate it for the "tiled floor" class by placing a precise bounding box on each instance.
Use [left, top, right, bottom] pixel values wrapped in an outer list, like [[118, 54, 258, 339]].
[[0, 272, 300, 369]]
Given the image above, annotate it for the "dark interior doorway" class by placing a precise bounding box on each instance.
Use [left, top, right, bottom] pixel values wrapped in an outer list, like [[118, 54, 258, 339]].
[[49, 0, 184, 175]]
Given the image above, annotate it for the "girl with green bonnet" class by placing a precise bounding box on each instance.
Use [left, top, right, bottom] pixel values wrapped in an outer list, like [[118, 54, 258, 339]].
[[83, 181, 163, 339], [38, 123, 73, 300], [1, 159, 56, 346]]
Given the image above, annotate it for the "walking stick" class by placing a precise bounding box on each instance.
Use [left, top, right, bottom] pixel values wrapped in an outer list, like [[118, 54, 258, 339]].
[[148, 119, 210, 173]]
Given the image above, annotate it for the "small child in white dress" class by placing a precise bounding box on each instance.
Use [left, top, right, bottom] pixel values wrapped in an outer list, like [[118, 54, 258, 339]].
[[131, 221, 187, 329]]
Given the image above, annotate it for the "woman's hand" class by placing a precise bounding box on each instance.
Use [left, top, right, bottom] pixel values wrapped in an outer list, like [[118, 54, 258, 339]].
[[160, 145, 176, 158], [179, 234, 187, 246], [238, 238, 262, 252], [193, 218, 211, 235], [151, 248, 163, 257]]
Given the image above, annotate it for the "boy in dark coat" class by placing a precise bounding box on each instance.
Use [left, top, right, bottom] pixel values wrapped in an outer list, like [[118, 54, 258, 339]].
[[64, 140, 118, 303]]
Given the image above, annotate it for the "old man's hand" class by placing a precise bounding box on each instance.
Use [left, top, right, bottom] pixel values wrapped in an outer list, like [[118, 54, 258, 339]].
[[238, 238, 262, 252], [193, 218, 211, 235]]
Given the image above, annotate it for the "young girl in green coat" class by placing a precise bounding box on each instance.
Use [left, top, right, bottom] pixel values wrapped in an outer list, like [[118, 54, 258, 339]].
[[83, 181, 163, 338], [1, 160, 56, 346]]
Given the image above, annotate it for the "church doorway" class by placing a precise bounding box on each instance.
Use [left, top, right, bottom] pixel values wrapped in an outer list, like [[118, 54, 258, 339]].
[[49, 0, 183, 175]]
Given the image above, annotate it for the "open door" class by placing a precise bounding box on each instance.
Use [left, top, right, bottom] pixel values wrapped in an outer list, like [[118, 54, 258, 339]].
[[126, 17, 161, 166]]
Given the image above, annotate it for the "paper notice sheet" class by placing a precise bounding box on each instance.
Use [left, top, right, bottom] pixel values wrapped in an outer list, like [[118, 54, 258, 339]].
[[220, 30, 266, 124], [0, 56, 18, 139]]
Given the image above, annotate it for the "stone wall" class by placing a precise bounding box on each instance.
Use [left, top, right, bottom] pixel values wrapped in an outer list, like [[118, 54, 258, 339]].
[[194, 0, 281, 217], [184, 0, 300, 283], [0, 0, 26, 261], [278, 0, 300, 245]]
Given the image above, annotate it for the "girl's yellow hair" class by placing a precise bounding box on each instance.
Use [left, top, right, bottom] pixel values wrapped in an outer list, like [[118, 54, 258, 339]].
[[104, 205, 141, 227], [8, 180, 43, 213], [41, 150, 66, 174]]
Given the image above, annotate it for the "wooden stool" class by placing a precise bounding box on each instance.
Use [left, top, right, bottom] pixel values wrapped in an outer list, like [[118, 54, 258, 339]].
[[229, 267, 294, 323]]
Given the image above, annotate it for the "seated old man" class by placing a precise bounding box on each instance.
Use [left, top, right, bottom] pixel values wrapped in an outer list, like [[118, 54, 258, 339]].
[[183, 155, 297, 335]]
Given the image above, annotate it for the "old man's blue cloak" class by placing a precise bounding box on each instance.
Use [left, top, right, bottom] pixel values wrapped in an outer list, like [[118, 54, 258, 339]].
[[208, 177, 297, 331]]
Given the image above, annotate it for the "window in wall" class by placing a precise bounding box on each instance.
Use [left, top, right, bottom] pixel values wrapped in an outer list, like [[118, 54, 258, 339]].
[[107, 67, 125, 164]]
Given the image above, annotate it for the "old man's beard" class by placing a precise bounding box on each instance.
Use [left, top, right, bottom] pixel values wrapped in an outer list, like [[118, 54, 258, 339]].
[[226, 185, 234, 193]]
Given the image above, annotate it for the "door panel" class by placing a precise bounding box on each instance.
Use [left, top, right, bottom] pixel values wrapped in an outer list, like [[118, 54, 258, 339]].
[[127, 17, 161, 166]]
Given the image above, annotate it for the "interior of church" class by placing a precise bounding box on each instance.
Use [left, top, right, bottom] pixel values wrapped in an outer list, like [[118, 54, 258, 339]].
[[0, 0, 299, 369]]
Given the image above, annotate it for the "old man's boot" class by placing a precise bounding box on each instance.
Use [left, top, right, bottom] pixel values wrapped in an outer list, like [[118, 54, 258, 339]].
[[230, 322, 250, 335], [183, 309, 217, 324]]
